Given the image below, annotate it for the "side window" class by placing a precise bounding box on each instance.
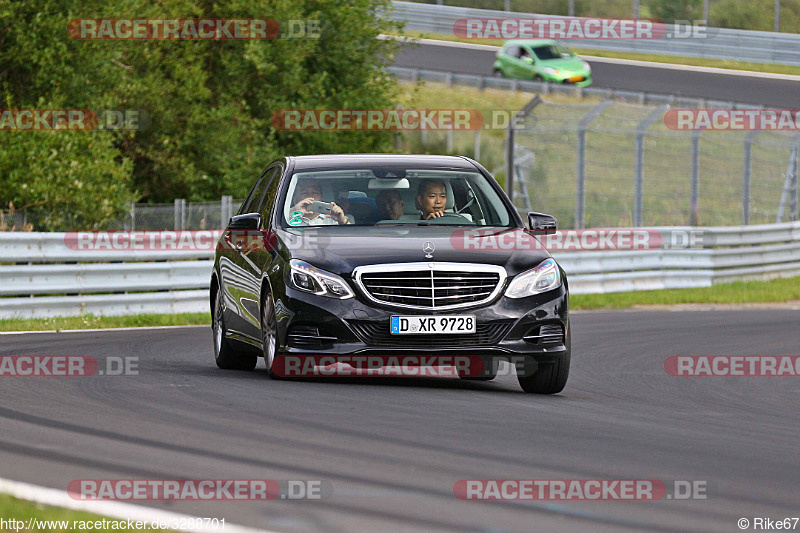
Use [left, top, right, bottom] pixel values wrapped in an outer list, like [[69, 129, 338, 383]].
[[257, 166, 283, 224], [239, 167, 276, 215], [505, 45, 520, 58]]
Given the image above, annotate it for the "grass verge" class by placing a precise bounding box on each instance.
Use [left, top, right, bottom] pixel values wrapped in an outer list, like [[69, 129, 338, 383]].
[[0, 312, 209, 332], [571, 276, 800, 310], [394, 31, 800, 76], [0, 493, 165, 531]]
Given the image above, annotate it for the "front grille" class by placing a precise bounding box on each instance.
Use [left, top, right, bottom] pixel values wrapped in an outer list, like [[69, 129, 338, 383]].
[[354, 263, 505, 310], [349, 321, 513, 347]]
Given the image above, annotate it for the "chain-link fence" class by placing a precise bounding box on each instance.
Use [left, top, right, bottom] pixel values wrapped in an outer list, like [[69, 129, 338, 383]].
[[505, 97, 799, 228]]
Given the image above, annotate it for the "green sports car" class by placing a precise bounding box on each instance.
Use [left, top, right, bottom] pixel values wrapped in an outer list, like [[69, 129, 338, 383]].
[[492, 39, 592, 87]]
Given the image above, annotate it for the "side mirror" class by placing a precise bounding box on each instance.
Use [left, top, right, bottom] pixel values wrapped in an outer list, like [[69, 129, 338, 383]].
[[523, 56, 534, 64], [527, 212, 557, 234], [228, 212, 261, 230]]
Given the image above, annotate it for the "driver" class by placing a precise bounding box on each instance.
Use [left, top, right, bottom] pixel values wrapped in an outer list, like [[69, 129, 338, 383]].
[[289, 179, 350, 225], [376, 190, 405, 220], [417, 179, 447, 220]]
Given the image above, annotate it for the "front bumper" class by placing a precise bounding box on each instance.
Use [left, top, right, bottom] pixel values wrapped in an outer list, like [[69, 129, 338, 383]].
[[275, 283, 569, 364], [547, 73, 592, 87]]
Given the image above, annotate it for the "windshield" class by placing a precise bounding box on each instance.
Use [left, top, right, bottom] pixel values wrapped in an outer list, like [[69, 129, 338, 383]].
[[532, 44, 573, 60], [282, 168, 513, 227]]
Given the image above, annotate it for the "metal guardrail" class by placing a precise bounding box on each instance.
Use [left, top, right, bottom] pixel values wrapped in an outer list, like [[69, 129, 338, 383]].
[[1, 223, 800, 318], [387, 66, 766, 108], [389, 1, 800, 66], [0, 232, 217, 319]]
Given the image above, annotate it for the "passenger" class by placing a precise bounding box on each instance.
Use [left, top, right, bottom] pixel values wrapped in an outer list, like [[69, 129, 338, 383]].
[[289, 179, 350, 225], [376, 190, 405, 220], [417, 179, 447, 220]]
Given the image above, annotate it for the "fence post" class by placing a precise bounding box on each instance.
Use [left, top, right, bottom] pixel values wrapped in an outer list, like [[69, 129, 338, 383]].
[[792, 144, 799, 222], [446, 129, 453, 153], [634, 105, 668, 227], [505, 95, 542, 206], [576, 101, 611, 229], [506, 121, 515, 204], [779, 140, 800, 222], [221, 195, 233, 228], [174, 198, 186, 230], [742, 130, 759, 225], [474, 130, 481, 161], [690, 130, 701, 226], [129, 202, 135, 231]]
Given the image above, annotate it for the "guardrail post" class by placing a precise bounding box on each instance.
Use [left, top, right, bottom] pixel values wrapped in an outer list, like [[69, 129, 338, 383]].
[[690, 130, 701, 226], [576, 101, 612, 229], [742, 130, 759, 225], [634, 105, 668, 227], [474, 130, 481, 161]]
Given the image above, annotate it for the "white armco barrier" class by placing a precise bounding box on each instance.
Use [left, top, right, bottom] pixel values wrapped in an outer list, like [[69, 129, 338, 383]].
[[1, 223, 799, 318]]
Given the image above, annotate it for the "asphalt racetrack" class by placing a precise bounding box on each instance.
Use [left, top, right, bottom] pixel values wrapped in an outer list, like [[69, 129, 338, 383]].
[[393, 41, 800, 108], [1, 309, 798, 532]]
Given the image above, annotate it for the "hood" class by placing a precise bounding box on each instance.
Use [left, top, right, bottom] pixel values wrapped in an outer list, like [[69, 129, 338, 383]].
[[277, 225, 552, 277]]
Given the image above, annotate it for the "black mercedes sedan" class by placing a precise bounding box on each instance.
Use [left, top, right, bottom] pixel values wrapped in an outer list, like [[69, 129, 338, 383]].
[[210, 154, 570, 394]]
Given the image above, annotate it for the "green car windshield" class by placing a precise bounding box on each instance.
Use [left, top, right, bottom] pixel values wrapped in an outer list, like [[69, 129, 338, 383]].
[[282, 168, 513, 228]]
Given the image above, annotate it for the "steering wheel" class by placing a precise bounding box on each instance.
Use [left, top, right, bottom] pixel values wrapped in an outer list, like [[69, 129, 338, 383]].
[[424, 213, 471, 224]]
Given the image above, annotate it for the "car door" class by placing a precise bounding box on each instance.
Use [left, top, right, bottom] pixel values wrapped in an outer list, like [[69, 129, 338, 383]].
[[502, 45, 522, 77], [219, 166, 279, 343], [230, 164, 283, 341]]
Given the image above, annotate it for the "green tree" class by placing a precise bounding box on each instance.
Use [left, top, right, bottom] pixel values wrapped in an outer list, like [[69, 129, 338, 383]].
[[0, 0, 403, 228]]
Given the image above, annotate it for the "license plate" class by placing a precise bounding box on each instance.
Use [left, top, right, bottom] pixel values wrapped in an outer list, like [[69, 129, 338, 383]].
[[390, 315, 476, 335]]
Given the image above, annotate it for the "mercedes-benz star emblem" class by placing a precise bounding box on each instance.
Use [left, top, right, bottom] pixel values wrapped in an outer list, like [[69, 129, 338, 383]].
[[422, 241, 435, 259]]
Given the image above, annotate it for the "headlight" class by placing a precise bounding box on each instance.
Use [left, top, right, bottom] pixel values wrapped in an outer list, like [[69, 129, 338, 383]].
[[289, 259, 354, 299], [543, 67, 561, 75], [505, 259, 562, 298], [583, 61, 591, 73]]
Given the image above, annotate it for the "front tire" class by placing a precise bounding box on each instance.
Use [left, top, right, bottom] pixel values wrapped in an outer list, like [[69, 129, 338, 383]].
[[261, 291, 279, 378], [212, 285, 257, 370], [493, 68, 504, 78], [516, 328, 570, 394]]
